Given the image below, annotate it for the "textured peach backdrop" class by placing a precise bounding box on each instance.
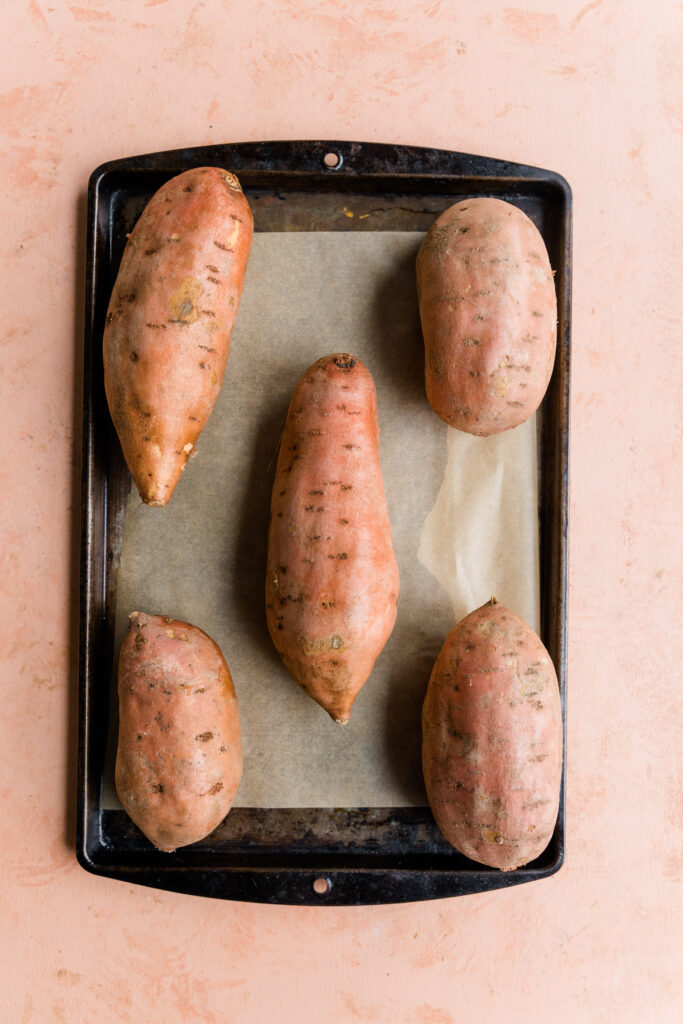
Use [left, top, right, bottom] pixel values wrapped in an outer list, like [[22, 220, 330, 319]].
[[1, 1, 680, 1022]]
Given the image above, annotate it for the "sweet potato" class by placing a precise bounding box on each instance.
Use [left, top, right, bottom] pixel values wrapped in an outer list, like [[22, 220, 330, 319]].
[[422, 598, 562, 869], [103, 167, 253, 505], [115, 611, 242, 852], [265, 354, 399, 724], [416, 197, 556, 435]]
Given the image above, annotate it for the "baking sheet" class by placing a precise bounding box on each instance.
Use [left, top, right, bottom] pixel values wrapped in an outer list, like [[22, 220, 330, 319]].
[[103, 230, 539, 809]]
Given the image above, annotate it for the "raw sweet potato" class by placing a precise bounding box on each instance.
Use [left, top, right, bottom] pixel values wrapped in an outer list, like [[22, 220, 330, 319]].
[[115, 611, 242, 852], [416, 197, 556, 435], [422, 598, 562, 869], [265, 354, 399, 724], [103, 166, 253, 505]]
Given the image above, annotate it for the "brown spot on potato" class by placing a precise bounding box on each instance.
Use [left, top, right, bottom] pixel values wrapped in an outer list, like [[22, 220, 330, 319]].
[[169, 276, 204, 324], [296, 633, 345, 656], [153, 711, 171, 733], [447, 729, 475, 757], [195, 732, 214, 743], [482, 828, 506, 844]]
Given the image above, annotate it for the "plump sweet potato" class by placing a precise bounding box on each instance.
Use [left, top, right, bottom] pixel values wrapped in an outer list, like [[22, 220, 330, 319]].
[[422, 598, 562, 869], [416, 197, 556, 435], [115, 611, 242, 851], [103, 167, 253, 505], [265, 354, 399, 724]]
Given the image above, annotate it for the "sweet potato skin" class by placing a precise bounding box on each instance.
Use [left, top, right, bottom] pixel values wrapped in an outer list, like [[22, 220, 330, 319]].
[[115, 611, 242, 852], [265, 354, 399, 723], [416, 197, 556, 435], [422, 599, 562, 869], [103, 167, 253, 505]]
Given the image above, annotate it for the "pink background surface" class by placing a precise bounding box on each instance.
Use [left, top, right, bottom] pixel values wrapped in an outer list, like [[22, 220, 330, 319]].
[[1, 1, 681, 1021]]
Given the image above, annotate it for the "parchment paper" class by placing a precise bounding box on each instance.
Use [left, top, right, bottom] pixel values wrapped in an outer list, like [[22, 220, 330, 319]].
[[103, 231, 539, 808]]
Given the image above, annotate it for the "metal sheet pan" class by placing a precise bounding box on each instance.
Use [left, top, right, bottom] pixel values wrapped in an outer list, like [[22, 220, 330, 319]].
[[78, 140, 571, 905]]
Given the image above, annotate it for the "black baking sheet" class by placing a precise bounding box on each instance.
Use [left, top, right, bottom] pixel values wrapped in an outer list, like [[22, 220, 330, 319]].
[[77, 141, 570, 905]]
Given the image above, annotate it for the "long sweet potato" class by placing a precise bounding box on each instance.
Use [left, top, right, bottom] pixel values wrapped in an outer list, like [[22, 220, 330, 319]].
[[103, 167, 253, 505], [422, 598, 562, 869], [265, 354, 399, 724], [416, 197, 556, 435], [115, 611, 242, 851]]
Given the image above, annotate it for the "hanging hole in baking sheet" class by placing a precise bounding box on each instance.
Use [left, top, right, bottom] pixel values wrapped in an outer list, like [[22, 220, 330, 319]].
[[323, 151, 342, 169], [313, 877, 330, 895]]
